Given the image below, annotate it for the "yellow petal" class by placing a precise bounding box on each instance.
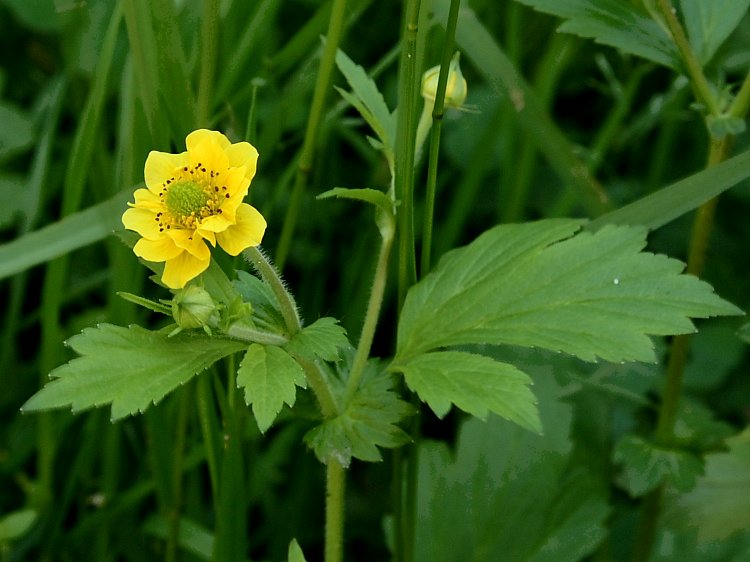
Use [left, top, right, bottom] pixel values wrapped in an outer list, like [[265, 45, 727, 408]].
[[217, 204, 266, 256], [145, 151, 188, 191], [132, 187, 165, 211], [222, 166, 250, 198], [186, 129, 230, 151], [197, 214, 233, 234], [122, 207, 161, 238], [225, 141, 259, 181], [134, 237, 183, 262], [162, 252, 211, 289], [189, 135, 229, 175], [168, 229, 211, 260]]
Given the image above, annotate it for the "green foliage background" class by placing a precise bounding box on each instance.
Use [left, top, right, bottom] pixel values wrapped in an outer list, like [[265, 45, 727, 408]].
[[1, 0, 750, 560]]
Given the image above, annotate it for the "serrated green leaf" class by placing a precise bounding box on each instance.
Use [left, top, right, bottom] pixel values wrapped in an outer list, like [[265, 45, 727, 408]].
[[415, 375, 609, 562], [667, 429, 750, 541], [514, 0, 679, 69], [393, 351, 540, 433], [397, 220, 741, 364], [22, 324, 246, 421], [680, 0, 750, 64], [285, 317, 350, 362], [304, 368, 413, 466], [614, 434, 704, 497], [317, 187, 395, 216], [335, 48, 395, 157], [288, 539, 308, 562], [237, 344, 306, 433]]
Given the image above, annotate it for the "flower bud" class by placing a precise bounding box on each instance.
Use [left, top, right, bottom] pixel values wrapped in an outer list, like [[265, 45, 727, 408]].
[[421, 52, 467, 110], [171, 285, 220, 332]]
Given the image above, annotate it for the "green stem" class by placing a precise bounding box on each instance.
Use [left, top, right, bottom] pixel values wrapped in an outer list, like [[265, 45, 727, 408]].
[[325, 461, 346, 562], [728, 70, 750, 119], [631, 135, 729, 562], [196, 0, 220, 125], [656, 0, 720, 115], [421, 0, 461, 277], [395, 0, 423, 308], [343, 212, 396, 404], [225, 323, 290, 346], [276, 0, 350, 269], [243, 246, 301, 333]]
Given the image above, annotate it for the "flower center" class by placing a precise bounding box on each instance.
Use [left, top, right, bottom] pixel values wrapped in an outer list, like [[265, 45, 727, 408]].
[[165, 180, 210, 219]]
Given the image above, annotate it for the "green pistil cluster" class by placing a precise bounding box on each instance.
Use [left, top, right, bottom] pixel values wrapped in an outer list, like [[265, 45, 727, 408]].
[[156, 162, 231, 231]]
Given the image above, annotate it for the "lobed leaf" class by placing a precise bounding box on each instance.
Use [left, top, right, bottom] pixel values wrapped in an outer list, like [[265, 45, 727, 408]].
[[614, 434, 704, 497], [285, 317, 350, 362], [414, 375, 609, 562], [237, 344, 306, 433], [304, 368, 413, 466], [397, 219, 742, 364], [22, 324, 246, 421], [393, 351, 540, 433], [513, 0, 679, 69], [667, 429, 750, 541]]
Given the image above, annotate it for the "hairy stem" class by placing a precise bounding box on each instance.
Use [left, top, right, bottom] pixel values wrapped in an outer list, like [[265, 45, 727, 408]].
[[656, 0, 720, 115], [325, 461, 346, 562]]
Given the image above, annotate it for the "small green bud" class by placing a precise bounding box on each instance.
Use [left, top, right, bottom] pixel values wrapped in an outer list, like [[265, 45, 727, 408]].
[[171, 285, 220, 332], [421, 52, 468, 110]]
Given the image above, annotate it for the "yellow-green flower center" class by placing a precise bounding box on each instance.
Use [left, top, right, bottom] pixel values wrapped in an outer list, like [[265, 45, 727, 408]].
[[165, 180, 210, 219]]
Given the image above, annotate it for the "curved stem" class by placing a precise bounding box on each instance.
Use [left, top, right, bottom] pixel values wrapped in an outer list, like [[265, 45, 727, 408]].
[[421, 0, 461, 277], [325, 461, 346, 562], [243, 246, 339, 418], [243, 246, 301, 333], [276, 0, 350, 268], [656, 0, 720, 116], [344, 213, 395, 404]]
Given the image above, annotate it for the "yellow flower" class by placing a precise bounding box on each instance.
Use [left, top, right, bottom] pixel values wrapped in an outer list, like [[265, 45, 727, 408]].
[[122, 129, 267, 289]]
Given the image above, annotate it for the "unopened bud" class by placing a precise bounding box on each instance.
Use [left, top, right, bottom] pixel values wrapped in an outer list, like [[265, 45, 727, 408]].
[[171, 285, 220, 332], [421, 52, 467, 110]]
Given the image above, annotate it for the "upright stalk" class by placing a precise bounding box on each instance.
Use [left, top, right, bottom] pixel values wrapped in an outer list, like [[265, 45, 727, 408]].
[[196, 0, 220, 125], [344, 212, 396, 403], [421, 0, 461, 277], [395, 0, 423, 307], [325, 461, 346, 562], [276, 0, 350, 268]]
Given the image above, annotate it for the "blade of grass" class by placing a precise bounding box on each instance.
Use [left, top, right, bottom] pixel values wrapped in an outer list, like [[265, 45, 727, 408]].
[[586, 147, 750, 232], [0, 189, 133, 281]]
